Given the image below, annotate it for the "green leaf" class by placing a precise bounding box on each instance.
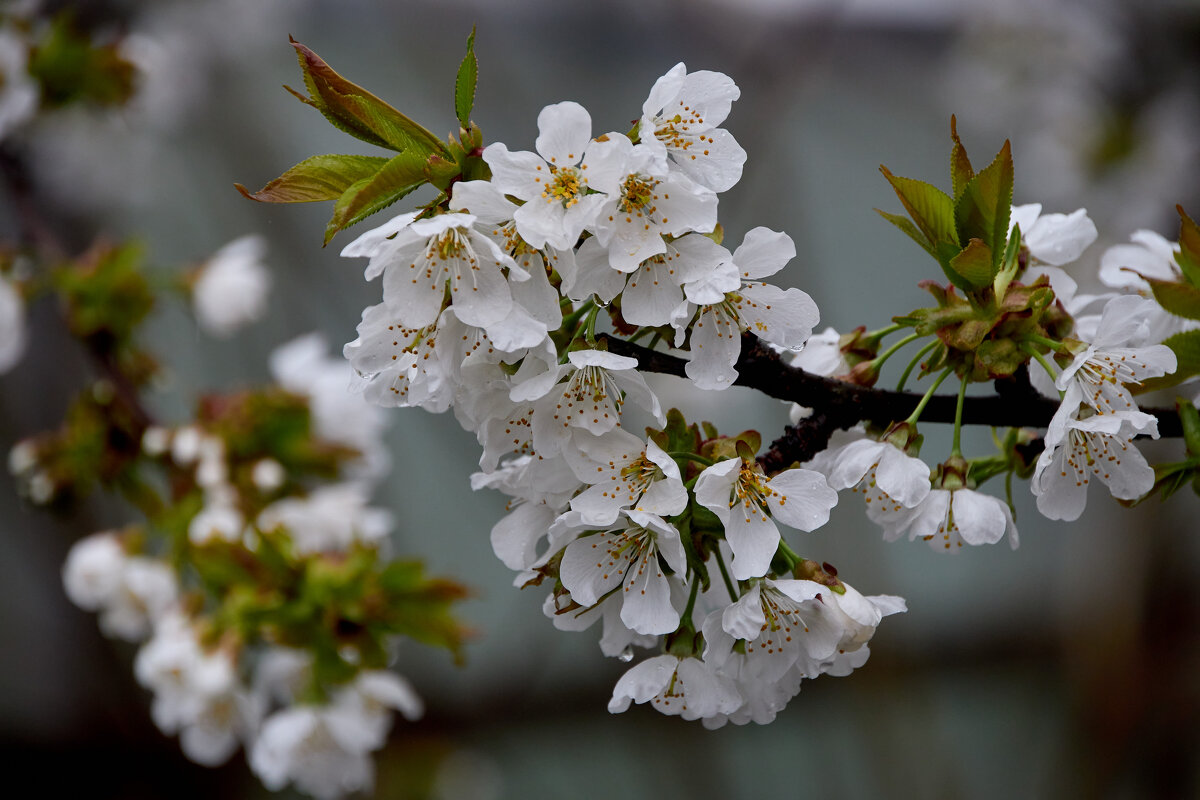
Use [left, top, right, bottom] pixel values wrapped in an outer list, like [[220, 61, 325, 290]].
[[235, 154, 392, 203], [1177, 396, 1200, 458], [879, 167, 976, 290], [1174, 205, 1200, 286], [879, 167, 958, 248], [993, 222, 1022, 299], [949, 115, 974, 201], [423, 153, 461, 192], [323, 150, 429, 244], [1140, 275, 1200, 322], [1135, 328, 1200, 393], [454, 27, 478, 130], [954, 140, 1013, 274], [288, 38, 448, 157], [875, 209, 935, 259], [29, 13, 136, 109], [949, 238, 994, 289]]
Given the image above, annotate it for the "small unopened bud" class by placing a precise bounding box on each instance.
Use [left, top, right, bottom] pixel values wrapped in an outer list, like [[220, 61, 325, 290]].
[[843, 360, 879, 387], [936, 455, 970, 491]]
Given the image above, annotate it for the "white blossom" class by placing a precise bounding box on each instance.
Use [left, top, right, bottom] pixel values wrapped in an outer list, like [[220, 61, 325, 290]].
[[639, 63, 747, 193], [608, 654, 742, 721], [62, 532, 179, 641], [563, 428, 687, 526], [821, 437, 932, 516], [248, 670, 422, 800], [0, 29, 36, 141], [257, 483, 393, 554], [1009, 203, 1097, 267], [1032, 410, 1156, 521], [341, 211, 522, 332], [585, 135, 718, 271], [559, 510, 686, 636], [1055, 294, 1176, 421], [1098, 229, 1200, 345], [683, 228, 819, 390], [530, 350, 663, 457], [877, 487, 1019, 552], [192, 235, 271, 337], [271, 333, 390, 481], [694, 457, 837, 580], [483, 101, 607, 250], [134, 612, 251, 766]]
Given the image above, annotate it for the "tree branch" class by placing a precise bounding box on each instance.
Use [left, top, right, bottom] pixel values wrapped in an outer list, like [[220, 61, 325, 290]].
[[600, 333, 1185, 467]]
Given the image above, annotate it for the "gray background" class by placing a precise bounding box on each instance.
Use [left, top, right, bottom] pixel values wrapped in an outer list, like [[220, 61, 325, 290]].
[[1, 0, 1197, 797]]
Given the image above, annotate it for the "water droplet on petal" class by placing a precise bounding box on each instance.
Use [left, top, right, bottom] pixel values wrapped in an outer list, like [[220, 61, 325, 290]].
[[618, 645, 635, 662]]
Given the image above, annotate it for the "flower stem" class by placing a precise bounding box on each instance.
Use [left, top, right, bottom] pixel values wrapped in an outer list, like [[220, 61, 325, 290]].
[[582, 303, 601, 345], [1023, 333, 1068, 353], [713, 547, 739, 602], [869, 331, 924, 374], [670, 451, 715, 468], [864, 322, 907, 344], [1021, 342, 1062, 394], [896, 339, 940, 392], [904, 367, 953, 425], [680, 577, 701, 628], [777, 539, 802, 569], [951, 376, 969, 457]]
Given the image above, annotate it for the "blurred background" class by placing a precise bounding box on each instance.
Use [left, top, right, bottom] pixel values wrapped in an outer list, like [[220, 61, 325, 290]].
[[1, 0, 1198, 797]]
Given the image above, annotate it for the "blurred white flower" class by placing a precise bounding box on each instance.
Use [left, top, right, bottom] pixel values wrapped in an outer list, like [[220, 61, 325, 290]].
[[192, 235, 271, 337], [0, 28, 36, 141], [0, 273, 27, 373], [62, 532, 179, 641]]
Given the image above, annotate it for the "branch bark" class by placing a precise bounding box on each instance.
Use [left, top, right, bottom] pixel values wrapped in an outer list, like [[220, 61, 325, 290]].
[[600, 332, 1185, 467]]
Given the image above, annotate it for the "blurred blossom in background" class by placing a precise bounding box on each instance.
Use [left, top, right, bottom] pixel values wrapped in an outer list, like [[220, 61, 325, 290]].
[[1, 0, 1197, 797]]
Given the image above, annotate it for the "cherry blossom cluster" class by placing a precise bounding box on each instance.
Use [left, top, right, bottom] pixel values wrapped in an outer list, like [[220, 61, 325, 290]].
[[335, 63, 909, 725], [50, 334, 458, 799], [779, 199, 1196, 552]]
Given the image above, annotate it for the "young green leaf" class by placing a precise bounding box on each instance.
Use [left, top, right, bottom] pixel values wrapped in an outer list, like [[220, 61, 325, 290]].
[[323, 150, 430, 244], [1135, 328, 1200, 393], [1178, 396, 1200, 458], [953, 140, 1013, 274], [1139, 274, 1200, 321], [288, 38, 449, 158], [875, 209, 936, 258], [949, 238, 994, 289], [949, 115, 974, 201], [235, 154, 392, 203], [454, 27, 478, 130], [879, 167, 958, 248], [1175, 205, 1200, 286], [993, 222, 1022, 300]]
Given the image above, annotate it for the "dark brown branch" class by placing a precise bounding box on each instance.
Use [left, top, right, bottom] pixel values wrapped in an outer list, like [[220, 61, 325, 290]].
[[601, 333, 1185, 465]]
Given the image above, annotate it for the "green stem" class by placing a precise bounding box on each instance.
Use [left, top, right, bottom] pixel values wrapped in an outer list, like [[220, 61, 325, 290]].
[[680, 577, 701, 628], [896, 339, 939, 393], [670, 452, 715, 468], [1022, 343, 1062, 393], [951, 376, 969, 457], [713, 547, 739, 602], [864, 322, 907, 344], [869, 331, 924, 373], [1023, 333, 1068, 353], [777, 539, 802, 569], [904, 367, 953, 425], [582, 303, 601, 345], [560, 301, 593, 337]]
